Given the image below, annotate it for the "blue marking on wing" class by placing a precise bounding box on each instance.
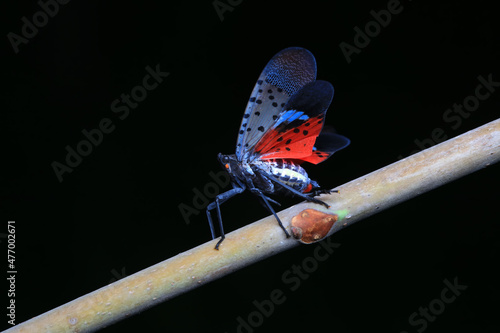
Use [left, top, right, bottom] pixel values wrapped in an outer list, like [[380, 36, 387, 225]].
[[274, 110, 309, 127]]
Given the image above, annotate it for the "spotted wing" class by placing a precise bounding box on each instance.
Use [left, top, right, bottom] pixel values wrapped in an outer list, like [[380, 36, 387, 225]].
[[235, 47, 317, 161], [299, 129, 350, 164], [253, 80, 349, 164]]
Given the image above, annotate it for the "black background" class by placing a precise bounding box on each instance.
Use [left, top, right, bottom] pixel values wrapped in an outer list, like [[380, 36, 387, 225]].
[[1, 0, 499, 332]]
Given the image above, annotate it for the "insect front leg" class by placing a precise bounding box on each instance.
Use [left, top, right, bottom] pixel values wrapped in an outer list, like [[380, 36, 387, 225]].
[[206, 182, 245, 250]]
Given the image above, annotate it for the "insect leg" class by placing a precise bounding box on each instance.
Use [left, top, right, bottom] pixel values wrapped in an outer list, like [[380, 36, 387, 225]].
[[249, 187, 291, 238], [268, 175, 330, 208], [306, 180, 337, 197], [206, 182, 245, 250], [206, 208, 216, 240], [310, 188, 337, 196], [256, 194, 281, 207]]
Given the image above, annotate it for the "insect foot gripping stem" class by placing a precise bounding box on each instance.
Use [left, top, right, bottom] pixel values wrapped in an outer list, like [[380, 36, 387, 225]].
[[206, 185, 246, 250], [307, 189, 338, 208]]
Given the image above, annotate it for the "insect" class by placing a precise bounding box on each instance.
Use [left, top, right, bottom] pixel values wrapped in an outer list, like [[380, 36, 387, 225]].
[[207, 47, 350, 250]]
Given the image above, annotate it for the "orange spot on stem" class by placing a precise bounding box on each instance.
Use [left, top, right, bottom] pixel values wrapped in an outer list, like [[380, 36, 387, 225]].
[[291, 209, 338, 244]]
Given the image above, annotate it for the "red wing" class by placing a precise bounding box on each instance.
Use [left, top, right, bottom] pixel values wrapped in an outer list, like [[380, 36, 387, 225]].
[[254, 117, 351, 164], [255, 113, 325, 162], [251, 80, 350, 165], [251, 80, 333, 163], [295, 148, 333, 164], [296, 131, 351, 164]]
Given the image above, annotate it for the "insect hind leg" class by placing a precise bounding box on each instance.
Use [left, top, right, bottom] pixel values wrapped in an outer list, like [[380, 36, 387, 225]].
[[206, 183, 245, 250], [250, 188, 291, 238], [268, 175, 330, 208], [309, 188, 337, 197]]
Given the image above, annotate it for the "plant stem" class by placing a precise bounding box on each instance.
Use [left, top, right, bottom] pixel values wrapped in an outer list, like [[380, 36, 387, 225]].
[[4, 118, 499, 333]]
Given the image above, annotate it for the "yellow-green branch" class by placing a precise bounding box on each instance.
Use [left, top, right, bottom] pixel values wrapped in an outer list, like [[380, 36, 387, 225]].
[[4, 118, 499, 333]]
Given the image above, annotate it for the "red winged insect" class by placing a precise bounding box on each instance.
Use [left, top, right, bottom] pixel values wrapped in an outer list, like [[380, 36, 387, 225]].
[[207, 47, 350, 250]]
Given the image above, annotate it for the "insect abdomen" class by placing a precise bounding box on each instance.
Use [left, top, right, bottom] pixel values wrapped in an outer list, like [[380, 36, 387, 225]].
[[267, 160, 310, 192]]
